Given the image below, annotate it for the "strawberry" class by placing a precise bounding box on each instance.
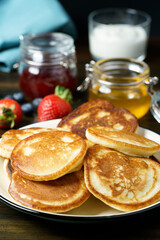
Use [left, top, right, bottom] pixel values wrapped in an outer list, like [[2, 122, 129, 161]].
[[0, 99, 23, 128], [37, 85, 72, 122]]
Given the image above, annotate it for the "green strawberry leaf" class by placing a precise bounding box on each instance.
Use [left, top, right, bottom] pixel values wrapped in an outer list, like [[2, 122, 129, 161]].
[[0, 105, 16, 128], [54, 85, 72, 103]]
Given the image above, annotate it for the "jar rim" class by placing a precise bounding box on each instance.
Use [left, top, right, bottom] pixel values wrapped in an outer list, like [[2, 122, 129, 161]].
[[19, 32, 75, 64], [92, 58, 150, 86], [20, 32, 74, 54], [88, 8, 151, 28]]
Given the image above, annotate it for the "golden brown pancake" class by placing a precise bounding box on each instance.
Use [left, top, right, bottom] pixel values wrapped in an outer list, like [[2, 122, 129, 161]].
[[84, 144, 160, 212], [0, 128, 55, 159], [58, 100, 138, 138], [86, 126, 160, 157], [9, 168, 90, 213], [11, 130, 87, 181]]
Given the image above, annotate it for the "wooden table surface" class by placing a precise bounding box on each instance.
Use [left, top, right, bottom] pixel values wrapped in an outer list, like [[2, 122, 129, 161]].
[[0, 37, 160, 240]]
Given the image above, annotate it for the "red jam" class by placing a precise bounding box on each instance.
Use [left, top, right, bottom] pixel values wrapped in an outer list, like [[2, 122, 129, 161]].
[[19, 65, 77, 99]]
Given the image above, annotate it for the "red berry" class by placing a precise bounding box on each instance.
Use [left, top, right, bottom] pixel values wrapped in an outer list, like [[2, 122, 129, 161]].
[[37, 94, 72, 122], [0, 99, 23, 128]]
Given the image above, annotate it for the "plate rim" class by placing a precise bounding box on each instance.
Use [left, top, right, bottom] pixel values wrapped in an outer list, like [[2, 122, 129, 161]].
[[0, 119, 160, 223], [1, 191, 160, 223]]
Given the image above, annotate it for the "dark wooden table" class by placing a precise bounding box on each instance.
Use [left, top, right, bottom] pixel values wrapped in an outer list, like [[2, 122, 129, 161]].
[[0, 37, 160, 240]]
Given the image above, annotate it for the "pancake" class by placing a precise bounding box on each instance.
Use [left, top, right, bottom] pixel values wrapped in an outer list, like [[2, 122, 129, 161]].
[[86, 126, 160, 157], [84, 144, 160, 212], [58, 100, 138, 139], [9, 169, 90, 213], [11, 130, 87, 181], [58, 99, 114, 136], [0, 128, 56, 159]]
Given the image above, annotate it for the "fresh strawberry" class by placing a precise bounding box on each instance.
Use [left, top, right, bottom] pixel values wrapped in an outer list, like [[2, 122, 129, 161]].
[[0, 99, 23, 128], [37, 86, 72, 122]]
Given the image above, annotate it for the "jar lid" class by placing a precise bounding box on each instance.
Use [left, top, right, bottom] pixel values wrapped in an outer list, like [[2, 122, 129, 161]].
[[151, 91, 160, 123], [20, 32, 75, 65]]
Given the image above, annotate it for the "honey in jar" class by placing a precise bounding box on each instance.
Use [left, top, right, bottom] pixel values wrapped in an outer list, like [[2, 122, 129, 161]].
[[86, 58, 158, 119]]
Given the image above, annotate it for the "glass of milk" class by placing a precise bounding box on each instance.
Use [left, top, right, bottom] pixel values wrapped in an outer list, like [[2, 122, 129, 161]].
[[88, 8, 151, 61]]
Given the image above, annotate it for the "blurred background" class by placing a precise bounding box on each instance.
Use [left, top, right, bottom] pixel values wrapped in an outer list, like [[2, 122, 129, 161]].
[[60, 0, 160, 38]]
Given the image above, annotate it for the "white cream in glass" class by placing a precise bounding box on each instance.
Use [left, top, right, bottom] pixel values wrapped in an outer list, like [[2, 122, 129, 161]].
[[88, 8, 151, 61]]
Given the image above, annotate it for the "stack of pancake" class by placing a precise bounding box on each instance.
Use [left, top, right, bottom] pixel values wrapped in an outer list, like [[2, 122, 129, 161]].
[[0, 99, 160, 213], [84, 127, 160, 211], [1, 128, 90, 212]]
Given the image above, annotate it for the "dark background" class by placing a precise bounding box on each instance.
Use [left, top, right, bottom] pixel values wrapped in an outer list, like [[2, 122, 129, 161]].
[[59, 0, 160, 38]]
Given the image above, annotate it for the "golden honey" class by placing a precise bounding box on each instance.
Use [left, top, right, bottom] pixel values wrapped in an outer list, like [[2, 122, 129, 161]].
[[89, 84, 151, 119], [86, 58, 153, 119]]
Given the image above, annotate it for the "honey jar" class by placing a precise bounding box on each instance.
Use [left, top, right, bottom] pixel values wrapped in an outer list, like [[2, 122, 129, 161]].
[[84, 58, 158, 119]]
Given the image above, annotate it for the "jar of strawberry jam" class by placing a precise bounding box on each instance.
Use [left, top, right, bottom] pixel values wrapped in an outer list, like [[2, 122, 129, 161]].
[[18, 33, 77, 99]]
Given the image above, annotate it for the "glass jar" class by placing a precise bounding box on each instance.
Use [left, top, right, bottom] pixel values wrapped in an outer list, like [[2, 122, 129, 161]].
[[18, 32, 77, 99], [88, 8, 151, 61], [85, 58, 158, 119]]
